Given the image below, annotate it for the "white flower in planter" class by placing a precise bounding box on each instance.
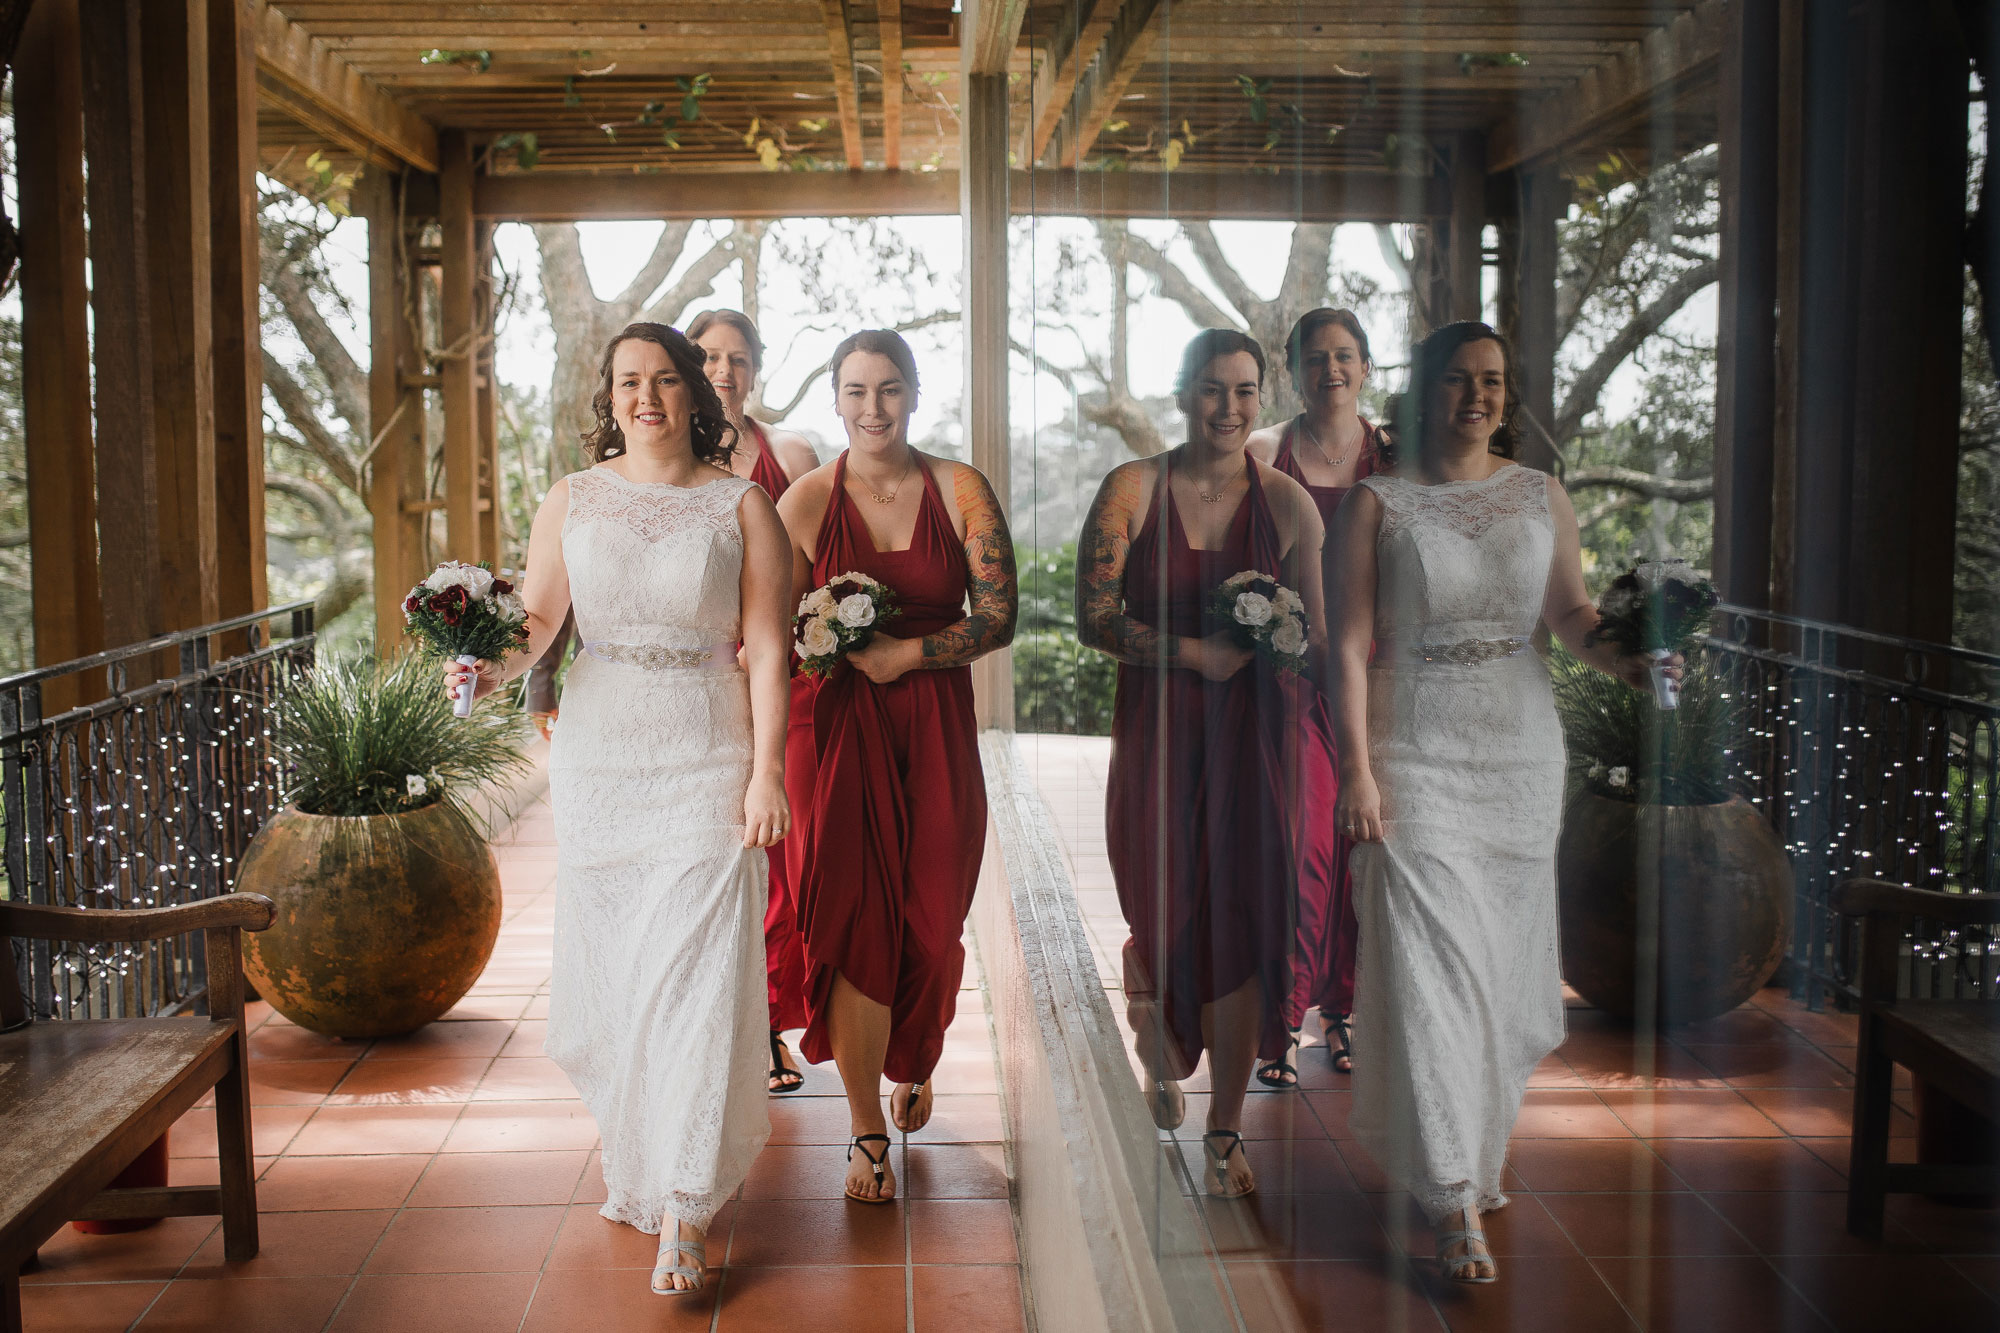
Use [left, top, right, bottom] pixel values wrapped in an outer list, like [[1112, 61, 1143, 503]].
[[1607, 766, 1630, 790], [406, 774, 429, 799]]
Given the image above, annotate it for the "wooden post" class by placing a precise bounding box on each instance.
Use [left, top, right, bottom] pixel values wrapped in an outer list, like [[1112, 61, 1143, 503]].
[[962, 71, 1013, 732], [1448, 132, 1487, 323], [1511, 163, 1565, 473], [140, 0, 220, 634], [15, 0, 103, 707], [79, 0, 161, 661], [475, 222, 502, 568], [1768, 0, 1806, 617], [361, 172, 431, 651], [439, 132, 481, 564], [207, 0, 267, 627]]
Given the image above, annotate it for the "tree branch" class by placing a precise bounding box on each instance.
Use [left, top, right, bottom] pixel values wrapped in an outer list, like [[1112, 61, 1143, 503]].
[[263, 351, 362, 494], [1180, 221, 1262, 325], [1110, 224, 1237, 331], [615, 221, 696, 309], [262, 251, 370, 433], [1564, 465, 1714, 502], [637, 230, 740, 327], [1553, 257, 1719, 447]]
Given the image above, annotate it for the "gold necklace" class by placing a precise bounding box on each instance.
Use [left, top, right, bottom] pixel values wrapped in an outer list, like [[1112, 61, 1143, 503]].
[[1299, 415, 1351, 468], [856, 453, 915, 505], [1194, 465, 1247, 503]]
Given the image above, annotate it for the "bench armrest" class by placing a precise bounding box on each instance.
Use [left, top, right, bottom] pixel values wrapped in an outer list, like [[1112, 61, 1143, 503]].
[[1835, 879, 2000, 926], [0, 893, 276, 943]]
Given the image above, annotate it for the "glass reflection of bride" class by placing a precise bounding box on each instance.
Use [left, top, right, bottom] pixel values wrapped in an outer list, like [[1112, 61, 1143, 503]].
[[1076, 329, 1327, 1198]]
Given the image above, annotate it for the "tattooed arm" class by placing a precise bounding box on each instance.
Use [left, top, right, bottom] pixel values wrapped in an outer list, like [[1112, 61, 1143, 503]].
[[916, 464, 1019, 668]]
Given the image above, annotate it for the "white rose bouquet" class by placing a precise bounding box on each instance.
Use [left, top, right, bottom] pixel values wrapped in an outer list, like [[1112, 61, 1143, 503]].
[[1583, 558, 1718, 710], [794, 571, 900, 678], [403, 560, 531, 717], [1207, 570, 1309, 676]]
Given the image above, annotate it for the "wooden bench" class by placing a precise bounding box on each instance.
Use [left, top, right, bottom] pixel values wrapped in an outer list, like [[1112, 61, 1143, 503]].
[[1, 893, 274, 1332], [1838, 878, 2000, 1238]]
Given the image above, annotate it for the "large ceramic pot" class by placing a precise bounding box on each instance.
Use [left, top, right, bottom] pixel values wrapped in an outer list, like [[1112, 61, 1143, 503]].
[[236, 801, 501, 1038], [1556, 792, 1792, 1026]]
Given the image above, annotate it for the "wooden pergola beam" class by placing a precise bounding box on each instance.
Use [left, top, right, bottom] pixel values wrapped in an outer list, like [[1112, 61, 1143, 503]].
[[1055, 0, 1163, 167], [251, 0, 438, 172], [1027, 0, 1122, 166], [818, 1, 864, 168], [962, 0, 1028, 77], [1487, 0, 1723, 173], [472, 166, 1448, 222], [880, 0, 902, 170]]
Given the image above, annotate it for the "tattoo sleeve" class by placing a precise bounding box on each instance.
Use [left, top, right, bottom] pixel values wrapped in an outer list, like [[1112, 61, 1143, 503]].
[[919, 467, 1020, 668], [1075, 467, 1179, 667]]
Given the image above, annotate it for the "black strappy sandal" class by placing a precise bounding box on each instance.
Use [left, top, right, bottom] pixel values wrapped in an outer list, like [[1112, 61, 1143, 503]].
[[1324, 1013, 1354, 1074], [845, 1133, 894, 1203], [1256, 1026, 1302, 1090], [892, 1079, 932, 1133], [1202, 1129, 1255, 1198], [767, 1030, 804, 1094]]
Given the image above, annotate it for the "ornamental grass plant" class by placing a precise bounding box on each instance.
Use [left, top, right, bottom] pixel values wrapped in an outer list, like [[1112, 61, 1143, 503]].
[[1551, 644, 1735, 806], [273, 652, 530, 820]]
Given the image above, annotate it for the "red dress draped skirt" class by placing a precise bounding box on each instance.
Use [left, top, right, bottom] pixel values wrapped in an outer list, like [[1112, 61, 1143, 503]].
[[1105, 460, 1298, 1070], [791, 456, 984, 1083]]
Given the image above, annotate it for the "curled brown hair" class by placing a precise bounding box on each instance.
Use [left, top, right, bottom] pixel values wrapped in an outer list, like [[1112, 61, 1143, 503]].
[[581, 322, 736, 466], [686, 308, 764, 375], [1381, 320, 1520, 469], [1173, 327, 1266, 408], [829, 328, 921, 397], [1284, 307, 1373, 387]]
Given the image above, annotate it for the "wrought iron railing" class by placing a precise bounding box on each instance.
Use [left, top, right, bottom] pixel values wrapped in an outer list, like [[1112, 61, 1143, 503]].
[[0, 603, 317, 1019], [1698, 605, 1998, 1008]]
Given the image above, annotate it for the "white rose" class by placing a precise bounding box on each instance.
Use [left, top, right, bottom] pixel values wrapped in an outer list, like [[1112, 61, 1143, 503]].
[[834, 571, 880, 589], [1274, 586, 1305, 615], [804, 587, 837, 616], [1234, 592, 1274, 627], [1270, 619, 1307, 657], [424, 561, 493, 599], [405, 774, 428, 799], [799, 618, 840, 658], [496, 591, 527, 623], [836, 594, 877, 628], [1607, 766, 1630, 789]]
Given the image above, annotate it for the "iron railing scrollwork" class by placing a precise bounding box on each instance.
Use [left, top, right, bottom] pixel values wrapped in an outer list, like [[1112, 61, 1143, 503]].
[[0, 603, 317, 1019]]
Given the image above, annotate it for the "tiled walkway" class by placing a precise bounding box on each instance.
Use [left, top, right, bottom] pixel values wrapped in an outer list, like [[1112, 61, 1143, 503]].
[[1014, 733, 2000, 1333], [22, 781, 1026, 1332]]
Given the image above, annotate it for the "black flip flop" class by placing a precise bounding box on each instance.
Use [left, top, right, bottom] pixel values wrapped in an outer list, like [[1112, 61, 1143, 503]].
[[768, 1031, 804, 1094]]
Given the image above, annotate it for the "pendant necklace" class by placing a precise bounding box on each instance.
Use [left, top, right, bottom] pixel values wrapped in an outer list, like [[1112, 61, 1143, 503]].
[[1299, 415, 1351, 469], [860, 453, 915, 505], [1195, 464, 1247, 504]]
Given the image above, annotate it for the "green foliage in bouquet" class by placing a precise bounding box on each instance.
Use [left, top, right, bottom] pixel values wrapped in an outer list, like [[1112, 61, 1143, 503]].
[[273, 653, 530, 819], [1551, 645, 1735, 806]]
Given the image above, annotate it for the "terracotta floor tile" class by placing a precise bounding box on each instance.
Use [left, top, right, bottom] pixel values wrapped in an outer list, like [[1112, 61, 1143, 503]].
[[1592, 1255, 1833, 1332], [1172, 1137, 1361, 1196], [1225, 1258, 1446, 1332], [911, 1265, 1026, 1332], [246, 1024, 359, 1062], [766, 1095, 871, 1145], [520, 1266, 720, 1330], [440, 1101, 599, 1152], [1300, 1089, 1358, 1139], [324, 1056, 492, 1104], [196, 1058, 352, 1107], [360, 1019, 516, 1061], [18, 1279, 166, 1331], [711, 1265, 906, 1332], [1644, 1139, 1846, 1193], [1772, 1254, 2000, 1331], [288, 1104, 464, 1156], [1795, 1134, 1916, 1177], [496, 1019, 549, 1058], [726, 1197, 906, 1266], [439, 994, 533, 1023], [1883, 1194, 2000, 1255], [1767, 1007, 1860, 1048], [328, 1272, 541, 1333], [908, 1199, 1017, 1265], [254, 1154, 429, 1212], [1597, 1090, 1785, 1138], [523, 995, 553, 1019], [1528, 1053, 1587, 1088], [1173, 1092, 1329, 1144], [1506, 1139, 1684, 1193], [171, 1103, 314, 1158], [926, 1048, 1000, 1094], [572, 1151, 608, 1204], [362, 1205, 565, 1274], [1672, 1007, 1808, 1046], [131, 1275, 349, 1331], [1949, 1255, 2000, 1300], [20, 1216, 215, 1285], [1334, 1139, 1397, 1193], [470, 1054, 577, 1101], [1368, 1192, 1582, 1260], [739, 1143, 861, 1199], [544, 1201, 734, 1270], [902, 1144, 1011, 1199], [406, 1149, 590, 1207], [1199, 1191, 1395, 1263], [1739, 1087, 1913, 1139], [1563, 1043, 1729, 1092], [1678, 1042, 1854, 1089], [1414, 1254, 1638, 1331], [181, 1208, 391, 1278], [1540, 1191, 1754, 1257], [1700, 1190, 1906, 1257], [1512, 1091, 1634, 1138], [916, 1094, 1004, 1144]]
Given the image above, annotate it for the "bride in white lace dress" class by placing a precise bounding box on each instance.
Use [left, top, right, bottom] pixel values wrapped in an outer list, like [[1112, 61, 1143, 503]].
[[1325, 322, 1677, 1285], [447, 323, 793, 1297]]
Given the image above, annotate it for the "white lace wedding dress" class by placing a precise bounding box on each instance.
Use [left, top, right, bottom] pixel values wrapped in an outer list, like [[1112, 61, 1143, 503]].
[[1347, 465, 1568, 1225], [544, 468, 771, 1235]]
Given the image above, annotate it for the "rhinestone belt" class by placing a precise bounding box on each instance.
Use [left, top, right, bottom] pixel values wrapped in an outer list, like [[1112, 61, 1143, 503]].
[[1403, 636, 1530, 667], [583, 640, 738, 672]]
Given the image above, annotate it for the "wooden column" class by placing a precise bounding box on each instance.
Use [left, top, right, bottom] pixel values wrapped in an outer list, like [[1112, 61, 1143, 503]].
[[1447, 132, 1487, 323], [79, 0, 160, 659], [1713, 0, 1782, 612], [15, 0, 103, 705], [207, 0, 267, 623], [140, 0, 220, 634], [1509, 163, 1565, 473], [361, 173, 431, 651], [438, 131, 481, 564], [474, 222, 502, 568], [962, 71, 1013, 731]]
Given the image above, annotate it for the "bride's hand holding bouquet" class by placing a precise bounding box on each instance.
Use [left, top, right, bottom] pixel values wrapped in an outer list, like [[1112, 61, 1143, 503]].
[[795, 573, 905, 682], [409, 561, 531, 716], [1583, 558, 1715, 710]]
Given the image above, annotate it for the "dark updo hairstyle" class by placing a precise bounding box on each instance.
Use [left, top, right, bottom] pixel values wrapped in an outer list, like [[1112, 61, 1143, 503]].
[[582, 322, 737, 466], [1173, 327, 1266, 411], [686, 308, 764, 375], [1284, 307, 1373, 387], [1381, 320, 1519, 469], [828, 328, 922, 398]]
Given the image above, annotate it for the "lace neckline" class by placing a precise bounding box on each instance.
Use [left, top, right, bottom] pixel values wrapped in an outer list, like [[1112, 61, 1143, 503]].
[[1377, 463, 1524, 491], [590, 465, 740, 495]]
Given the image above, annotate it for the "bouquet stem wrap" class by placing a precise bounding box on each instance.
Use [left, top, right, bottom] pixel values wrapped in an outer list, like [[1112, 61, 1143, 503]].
[[1647, 648, 1679, 711], [452, 654, 480, 718]]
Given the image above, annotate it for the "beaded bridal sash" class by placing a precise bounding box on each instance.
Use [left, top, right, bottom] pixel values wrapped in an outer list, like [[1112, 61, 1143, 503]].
[[583, 640, 740, 672]]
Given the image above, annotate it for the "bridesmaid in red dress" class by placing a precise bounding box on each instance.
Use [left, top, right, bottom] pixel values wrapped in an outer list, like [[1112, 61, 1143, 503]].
[[1077, 329, 1326, 1197], [1244, 309, 1380, 1085], [689, 309, 822, 1096], [774, 330, 1017, 1202]]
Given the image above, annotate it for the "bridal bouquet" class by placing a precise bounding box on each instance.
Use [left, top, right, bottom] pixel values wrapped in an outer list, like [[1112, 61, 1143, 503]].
[[403, 560, 531, 716], [794, 572, 900, 678], [1208, 570, 1309, 676], [1583, 558, 1717, 710]]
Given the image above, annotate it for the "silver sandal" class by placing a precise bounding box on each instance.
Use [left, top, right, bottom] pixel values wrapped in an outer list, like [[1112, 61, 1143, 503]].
[[651, 1234, 707, 1294], [1436, 1227, 1497, 1284]]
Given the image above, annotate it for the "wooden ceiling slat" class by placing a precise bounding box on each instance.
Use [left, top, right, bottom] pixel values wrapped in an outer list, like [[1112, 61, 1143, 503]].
[[1027, 0, 1121, 165], [1058, 0, 1162, 167], [880, 0, 903, 168], [817, 2, 866, 167], [254, 0, 439, 171]]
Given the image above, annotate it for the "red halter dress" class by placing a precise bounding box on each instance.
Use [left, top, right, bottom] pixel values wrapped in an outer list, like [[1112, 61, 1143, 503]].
[[789, 454, 985, 1082], [1270, 417, 1379, 1026], [1105, 458, 1299, 1070]]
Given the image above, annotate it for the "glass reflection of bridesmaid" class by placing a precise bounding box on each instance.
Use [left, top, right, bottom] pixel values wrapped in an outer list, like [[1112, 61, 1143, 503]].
[[1077, 329, 1326, 1198], [774, 330, 1018, 1203], [1244, 309, 1381, 1084], [688, 309, 822, 1097]]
